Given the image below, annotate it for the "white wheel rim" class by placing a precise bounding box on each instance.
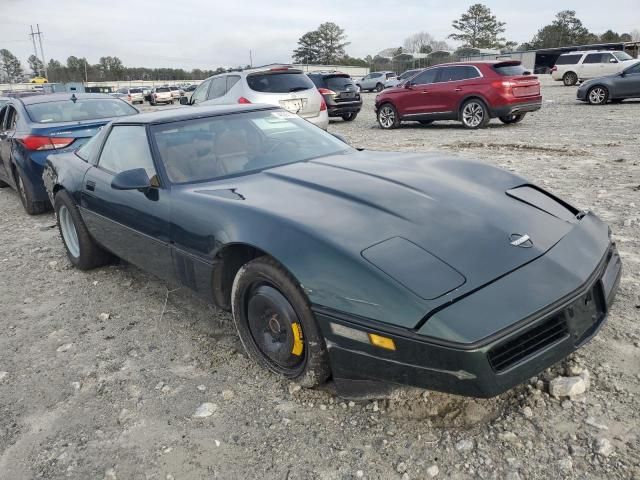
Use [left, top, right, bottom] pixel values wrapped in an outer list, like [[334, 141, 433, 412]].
[[589, 88, 606, 104], [59, 205, 80, 258], [379, 106, 395, 128], [463, 102, 484, 127]]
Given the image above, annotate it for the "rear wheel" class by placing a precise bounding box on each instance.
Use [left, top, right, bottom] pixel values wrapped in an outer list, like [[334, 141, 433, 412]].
[[54, 190, 112, 270], [499, 113, 526, 124], [341, 112, 358, 121], [563, 72, 578, 86], [377, 103, 401, 129], [14, 167, 47, 215], [587, 86, 609, 105], [375, 83, 384, 92], [460, 99, 490, 129], [231, 256, 330, 387], [0, 179, 8, 188]]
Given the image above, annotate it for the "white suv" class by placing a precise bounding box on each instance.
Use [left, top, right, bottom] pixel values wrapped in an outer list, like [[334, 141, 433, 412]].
[[183, 65, 329, 130], [551, 50, 636, 86]]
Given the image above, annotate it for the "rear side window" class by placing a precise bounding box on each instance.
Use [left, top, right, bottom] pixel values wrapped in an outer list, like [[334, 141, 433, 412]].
[[385, 73, 395, 79], [227, 75, 240, 91], [325, 76, 355, 91], [246, 72, 314, 93], [555, 55, 582, 65], [209, 77, 226, 99], [25, 99, 137, 123], [191, 79, 211, 104], [308, 75, 324, 88], [583, 53, 604, 64], [493, 63, 530, 76], [438, 66, 480, 82], [129, 88, 142, 94]]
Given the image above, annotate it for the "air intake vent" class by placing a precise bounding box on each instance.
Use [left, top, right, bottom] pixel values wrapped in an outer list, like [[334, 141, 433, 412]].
[[488, 315, 568, 372]]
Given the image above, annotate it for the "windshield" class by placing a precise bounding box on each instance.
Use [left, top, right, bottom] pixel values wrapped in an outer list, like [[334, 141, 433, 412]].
[[129, 88, 142, 94], [613, 51, 633, 62], [25, 98, 137, 123], [152, 109, 352, 184], [246, 72, 315, 93]]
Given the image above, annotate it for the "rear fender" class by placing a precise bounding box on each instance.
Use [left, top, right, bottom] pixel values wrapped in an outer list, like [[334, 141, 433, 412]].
[[43, 153, 91, 205]]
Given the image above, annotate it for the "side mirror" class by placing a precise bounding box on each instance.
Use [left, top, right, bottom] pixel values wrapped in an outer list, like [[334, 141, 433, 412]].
[[179, 96, 189, 105], [111, 168, 151, 192], [609, 58, 617, 63], [404, 82, 413, 89]]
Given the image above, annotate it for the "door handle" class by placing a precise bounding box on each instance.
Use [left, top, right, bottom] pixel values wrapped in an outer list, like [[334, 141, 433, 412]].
[[420, 91, 430, 94], [454, 88, 462, 92], [85, 180, 96, 191]]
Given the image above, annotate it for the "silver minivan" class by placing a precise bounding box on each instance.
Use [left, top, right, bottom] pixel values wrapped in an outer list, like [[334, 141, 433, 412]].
[[182, 65, 329, 130]]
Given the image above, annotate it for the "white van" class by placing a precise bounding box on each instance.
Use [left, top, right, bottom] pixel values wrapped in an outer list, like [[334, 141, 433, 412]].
[[551, 50, 636, 86]]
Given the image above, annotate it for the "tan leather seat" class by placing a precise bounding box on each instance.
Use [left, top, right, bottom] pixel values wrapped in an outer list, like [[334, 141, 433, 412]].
[[214, 130, 250, 176]]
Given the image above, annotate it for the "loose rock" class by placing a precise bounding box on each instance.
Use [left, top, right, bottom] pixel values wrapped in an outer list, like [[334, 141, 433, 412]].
[[549, 376, 587, 399], [194, 403, 217, 418]]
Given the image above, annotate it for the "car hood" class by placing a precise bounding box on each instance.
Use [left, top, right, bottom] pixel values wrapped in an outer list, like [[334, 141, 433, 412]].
[[193, 150, 577, 313]]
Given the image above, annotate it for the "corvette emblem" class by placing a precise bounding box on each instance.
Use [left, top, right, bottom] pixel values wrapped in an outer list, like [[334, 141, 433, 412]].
[[510, 233, 533, 248]]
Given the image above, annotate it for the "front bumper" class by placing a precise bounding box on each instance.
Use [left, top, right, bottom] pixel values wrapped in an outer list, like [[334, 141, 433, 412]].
[[576, 87, 589, 101], [315, 235, 621, 398]]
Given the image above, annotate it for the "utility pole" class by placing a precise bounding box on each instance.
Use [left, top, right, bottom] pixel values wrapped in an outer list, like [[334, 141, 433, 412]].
[[29, 25, 40, 77], [28, 24, 48, 79], [36, 24, 48, 80]]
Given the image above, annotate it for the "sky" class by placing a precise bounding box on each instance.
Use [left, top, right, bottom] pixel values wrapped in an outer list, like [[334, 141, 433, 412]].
[[1, 0, 639, 70]]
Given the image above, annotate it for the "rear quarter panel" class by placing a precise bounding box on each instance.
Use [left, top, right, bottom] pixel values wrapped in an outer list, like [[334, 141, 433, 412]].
[[43, 152, 91, 205]]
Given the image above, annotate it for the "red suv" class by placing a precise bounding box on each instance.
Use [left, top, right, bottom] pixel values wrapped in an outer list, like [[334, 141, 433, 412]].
[[374, 61, 542, 129]]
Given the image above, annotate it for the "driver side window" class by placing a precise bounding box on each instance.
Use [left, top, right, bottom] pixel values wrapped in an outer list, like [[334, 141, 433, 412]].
[[191, 79, 211, 104], [413, 68, 439, 85], [98, 126, 158, 184]]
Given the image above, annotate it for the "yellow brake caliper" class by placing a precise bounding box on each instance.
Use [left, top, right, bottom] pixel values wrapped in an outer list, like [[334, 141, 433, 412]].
[[291, 322, 304, 356]]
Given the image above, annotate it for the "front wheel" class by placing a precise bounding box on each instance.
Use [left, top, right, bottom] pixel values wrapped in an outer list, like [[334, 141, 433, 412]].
[[587, 86, 609, 105], [231, 256, 330, 387], [499, 113, 526, 124], [377, 103, 401, 129], [460, 99, 490, 129], [341, 112, 358, 122], [54, 190, 112, 270]]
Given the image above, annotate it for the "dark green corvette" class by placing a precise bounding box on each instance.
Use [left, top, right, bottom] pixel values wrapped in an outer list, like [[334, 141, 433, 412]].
[[43, 104, 621, 397]]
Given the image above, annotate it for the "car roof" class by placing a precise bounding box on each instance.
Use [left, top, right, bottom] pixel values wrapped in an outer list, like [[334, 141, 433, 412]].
[[559, 50, 623, 55], [111, 104, 279, 125], [18, 92, 115, 105]]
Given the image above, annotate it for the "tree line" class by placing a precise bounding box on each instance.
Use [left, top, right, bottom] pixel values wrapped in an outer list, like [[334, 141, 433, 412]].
[[0, 49, 228, 83], [292, 7, 640, 69]]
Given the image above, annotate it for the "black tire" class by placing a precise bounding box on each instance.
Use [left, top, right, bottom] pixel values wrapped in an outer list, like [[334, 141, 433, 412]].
[[0, 179, 8, 188], [170, 100, 175, 104], [341, 112, 358, 121], [499, 113, 526, 124], [54, 189, 112, 270], [418, 120, 433, 125], [377, 103, 401, 129], [587, 86, 609, 105], [231, 256, 330, 387], [563, 72, 578, 86], [460, 99, 490, 129], [13, 167, 48, 215], [375, 83, 384, 92]]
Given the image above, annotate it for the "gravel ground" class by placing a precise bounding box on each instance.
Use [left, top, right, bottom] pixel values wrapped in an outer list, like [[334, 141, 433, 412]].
[[0, 77, 639, 480]]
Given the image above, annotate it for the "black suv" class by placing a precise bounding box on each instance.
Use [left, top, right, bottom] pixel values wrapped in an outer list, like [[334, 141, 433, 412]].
[[307, 72, 362, 121]]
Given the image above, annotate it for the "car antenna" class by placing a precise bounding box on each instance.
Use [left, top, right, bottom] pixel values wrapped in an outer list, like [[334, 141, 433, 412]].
[[70, 93, 77, 103]]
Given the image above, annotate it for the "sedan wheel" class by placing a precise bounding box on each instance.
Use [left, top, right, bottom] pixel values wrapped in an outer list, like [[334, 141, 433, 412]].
[[461, 100, 489, 129], [377, 104, 400, 129], [587, 86, 608, 105], [58, 205, 80, 258], [232, 256, 330, 387]]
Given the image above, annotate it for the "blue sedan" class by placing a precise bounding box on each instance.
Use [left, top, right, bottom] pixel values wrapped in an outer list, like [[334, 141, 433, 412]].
[[0, 93, 138, 214]]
